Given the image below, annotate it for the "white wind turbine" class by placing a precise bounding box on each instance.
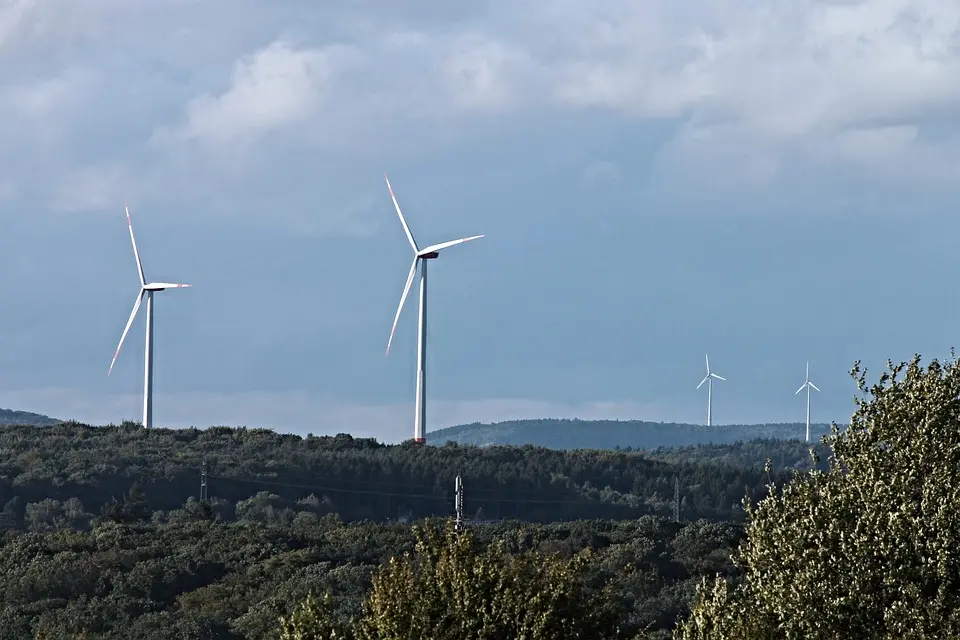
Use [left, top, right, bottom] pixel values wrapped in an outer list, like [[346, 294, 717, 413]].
[[795, 361, 821, 443], [697, 353, 726, 427], [384, 175, 483, 445], [107, 206, 192, 429]]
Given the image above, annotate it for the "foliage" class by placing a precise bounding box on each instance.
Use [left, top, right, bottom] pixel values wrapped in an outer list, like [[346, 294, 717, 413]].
[[0, 515, 741, 639], [279, 593, 349, 640], [354, 522, 623, 639], [677, 354, 960, 639], [0, 422, 793, 524]]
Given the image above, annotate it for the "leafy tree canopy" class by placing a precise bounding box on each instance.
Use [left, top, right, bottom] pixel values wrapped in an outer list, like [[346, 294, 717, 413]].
[[283, 521, 626, 639], [679, 354, 960, 639]]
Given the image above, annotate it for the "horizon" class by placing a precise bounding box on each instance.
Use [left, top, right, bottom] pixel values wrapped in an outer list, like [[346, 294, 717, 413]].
[[2, 2, 958, 441], [0, 408, 846, 443]]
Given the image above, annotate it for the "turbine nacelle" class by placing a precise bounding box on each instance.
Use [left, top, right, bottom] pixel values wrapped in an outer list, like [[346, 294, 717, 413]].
[[697, 353, 726, 389], [144, 282, 193, 291], [795, 362, 821, 395], [697, 373, 726, 389]]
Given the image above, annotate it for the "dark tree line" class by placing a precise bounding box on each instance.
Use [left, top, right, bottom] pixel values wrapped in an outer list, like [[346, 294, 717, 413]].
[[0, 422, 806, 527]]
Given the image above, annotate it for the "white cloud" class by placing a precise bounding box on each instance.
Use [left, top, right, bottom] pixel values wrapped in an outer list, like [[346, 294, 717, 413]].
[[1, 0, 960, 229], [161, 39, 351, 149], [439, 34, 536, 112]]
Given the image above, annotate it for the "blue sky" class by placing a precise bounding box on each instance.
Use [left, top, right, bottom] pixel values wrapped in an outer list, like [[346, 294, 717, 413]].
[[1, 0, 958, 441]]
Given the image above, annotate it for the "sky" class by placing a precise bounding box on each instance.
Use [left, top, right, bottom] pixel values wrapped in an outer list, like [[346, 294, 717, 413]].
[[1, 0, 959, 442]]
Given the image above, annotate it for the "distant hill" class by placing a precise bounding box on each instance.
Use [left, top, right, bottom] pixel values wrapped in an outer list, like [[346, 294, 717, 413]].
[[430, 419, 840, 450], [0, 408, 58, 426]]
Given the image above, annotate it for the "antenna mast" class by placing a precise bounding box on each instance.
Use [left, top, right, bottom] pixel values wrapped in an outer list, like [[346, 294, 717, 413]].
[[454, 474, 464, 534], [200, 457, 208, 503], [674, 475, 680, 523]]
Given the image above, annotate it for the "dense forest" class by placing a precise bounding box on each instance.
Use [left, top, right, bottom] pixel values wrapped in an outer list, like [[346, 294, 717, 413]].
[[0, 422, 807, 526], [0, 514, 744, 639], [0, 420, 795, 638], [431, 418, 839, 449], [0, 417, 841, 638]]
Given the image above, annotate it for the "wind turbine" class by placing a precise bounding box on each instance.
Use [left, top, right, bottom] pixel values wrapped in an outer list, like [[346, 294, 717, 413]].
[[384, 175, 483, 445], [108, 206, 192, 429], [697, 353, 726, 427], [795, 361, 821, 443]]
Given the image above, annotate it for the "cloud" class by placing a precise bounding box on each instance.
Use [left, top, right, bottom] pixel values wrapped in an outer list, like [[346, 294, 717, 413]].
[[2, 0, 960, 231], [158, 39, 351, 150], [439, 34, 536, 112]]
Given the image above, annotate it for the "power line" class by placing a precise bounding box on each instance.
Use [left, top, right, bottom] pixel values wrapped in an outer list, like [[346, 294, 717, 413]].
[[210, 475, 448, 501], [208, 473, 648, 508]]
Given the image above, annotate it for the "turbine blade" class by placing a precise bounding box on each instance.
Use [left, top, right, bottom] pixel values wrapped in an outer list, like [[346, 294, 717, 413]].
[[795, 384, 806, 395], [384, 174, 419, 253], [697, 375, 710, 390], [108, 289, 145, 375], [125, 206, 146, 286], [386, 257, 419, 356], [420, 235, 484, 255], [705, 353, 710, 373], [809, 382, 821, 392], [145, 282, 193, 290], [712, 374, 726, 381]]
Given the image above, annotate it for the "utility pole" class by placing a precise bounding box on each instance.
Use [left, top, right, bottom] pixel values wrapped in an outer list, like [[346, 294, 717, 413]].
[[674, 475, 680, 523], [454, 474, 464, 534], [200, 457, 208, 503]]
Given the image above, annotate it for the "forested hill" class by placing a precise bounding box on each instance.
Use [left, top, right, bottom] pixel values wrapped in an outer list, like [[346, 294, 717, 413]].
[[430, 418, 838, 449], [0, 407, 58, 426], [0, 422, 810, 529]]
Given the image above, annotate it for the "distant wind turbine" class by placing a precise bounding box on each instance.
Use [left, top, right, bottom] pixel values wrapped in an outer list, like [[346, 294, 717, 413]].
[[697, 353, 726, 427], [795, 361, 821, 443], [108, 206, 192, 429], [384, 175, 483, 445]]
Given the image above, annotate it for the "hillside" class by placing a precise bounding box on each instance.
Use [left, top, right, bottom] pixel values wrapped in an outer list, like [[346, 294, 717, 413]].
[[0, 422, 811, 528], [0, 407, 58, 426], [0, 516, 742, 640], [0, 422, 821, 638], [430, 418, 838, 449]]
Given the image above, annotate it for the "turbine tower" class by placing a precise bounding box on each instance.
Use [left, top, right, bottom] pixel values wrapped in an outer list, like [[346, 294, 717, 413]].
[[384, 175, 483, 445], [795, 361, 821, 443], [108, 206, 192, 429], [697, 353, 726, 427]]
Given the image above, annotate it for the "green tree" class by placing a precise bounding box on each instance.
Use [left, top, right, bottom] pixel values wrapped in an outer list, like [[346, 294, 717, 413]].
[[359, 521, 622, 638], [678, 355, 960, 639], [279, 593, 350, 640]]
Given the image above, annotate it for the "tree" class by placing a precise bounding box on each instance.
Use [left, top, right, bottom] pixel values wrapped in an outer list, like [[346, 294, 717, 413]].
[[279, 593, 350, 640], [678, 355, 960, 639], [357, 521, 622, 638]]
